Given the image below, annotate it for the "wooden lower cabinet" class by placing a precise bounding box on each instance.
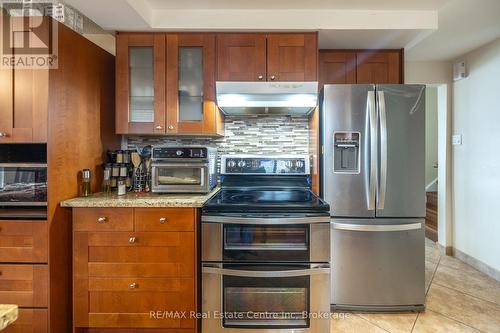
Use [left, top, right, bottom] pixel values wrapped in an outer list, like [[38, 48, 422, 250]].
[[2, 309, 48, 333], [0, 221, 48, 262], [73, 208, 198, 332], [0, 264, 48, 307]]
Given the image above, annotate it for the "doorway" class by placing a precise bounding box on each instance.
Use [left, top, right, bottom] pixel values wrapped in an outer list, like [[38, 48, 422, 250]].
[[425, 87, 439, 241], [424, 83, 451, 252]]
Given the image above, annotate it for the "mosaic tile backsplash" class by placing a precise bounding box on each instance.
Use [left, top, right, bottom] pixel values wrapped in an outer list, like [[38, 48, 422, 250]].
[[126, 115, 310, 156]]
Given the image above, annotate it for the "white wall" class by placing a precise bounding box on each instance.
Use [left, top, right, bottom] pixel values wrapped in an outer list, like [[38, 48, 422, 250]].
[[425, 87, 438, 188], [405, 61, 453, 249], [452, 37, 500, 271]]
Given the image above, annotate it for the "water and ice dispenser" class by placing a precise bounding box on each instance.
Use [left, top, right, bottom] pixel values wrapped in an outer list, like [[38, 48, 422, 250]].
[[333, 132, 360, 174]]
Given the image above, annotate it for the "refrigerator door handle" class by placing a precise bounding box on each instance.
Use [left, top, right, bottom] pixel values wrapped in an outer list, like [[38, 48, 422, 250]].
[[377, 90, 388, 210], [332, 222, 422, 232], [368, 91, 378, 210]]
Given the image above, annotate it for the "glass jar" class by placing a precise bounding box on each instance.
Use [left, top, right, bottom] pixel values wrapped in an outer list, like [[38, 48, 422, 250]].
[[102, 169, 111, 194], [81, 169, 91, 197]]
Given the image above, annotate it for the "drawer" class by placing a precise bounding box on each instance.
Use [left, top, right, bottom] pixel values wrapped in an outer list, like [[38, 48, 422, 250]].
[[87, 283, 195, 329], [82, 329, 195, 333], [0, 264, 48, 307], [88, 277, 195, 293], [135, 208, 195, 232], [74, 208, 134, 231], [0, 221, 48, 263], [88, 262, 194, 278], [87, 232, 195, 263], [2, 309, 48, 333]]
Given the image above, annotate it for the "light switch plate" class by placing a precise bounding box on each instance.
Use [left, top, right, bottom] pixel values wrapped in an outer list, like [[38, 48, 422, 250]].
[[452, 134, 463, 145]]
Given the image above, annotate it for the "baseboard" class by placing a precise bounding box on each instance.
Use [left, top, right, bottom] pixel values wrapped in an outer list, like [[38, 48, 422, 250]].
[[437, 243, 453, 256], [439, 246, 500, 282]]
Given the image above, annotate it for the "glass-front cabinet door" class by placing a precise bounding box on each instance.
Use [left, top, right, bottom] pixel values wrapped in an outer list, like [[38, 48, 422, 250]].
[[116, 34, 165, 134], [166, 34, 223, 135]]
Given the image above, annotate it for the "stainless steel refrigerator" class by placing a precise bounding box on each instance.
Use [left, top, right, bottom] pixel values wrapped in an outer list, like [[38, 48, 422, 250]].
[[320, 84, 426, 312]]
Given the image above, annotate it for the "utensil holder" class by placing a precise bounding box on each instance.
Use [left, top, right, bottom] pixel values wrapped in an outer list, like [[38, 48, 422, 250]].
[[133, 170, 148, 193]]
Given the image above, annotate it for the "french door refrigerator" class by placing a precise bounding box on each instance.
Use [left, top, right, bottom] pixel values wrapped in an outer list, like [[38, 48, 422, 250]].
[[320, 84, 426, 312]]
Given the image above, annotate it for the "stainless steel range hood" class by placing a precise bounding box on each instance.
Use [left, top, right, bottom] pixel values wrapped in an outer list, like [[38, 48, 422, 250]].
[[216, 81, 318, 116]]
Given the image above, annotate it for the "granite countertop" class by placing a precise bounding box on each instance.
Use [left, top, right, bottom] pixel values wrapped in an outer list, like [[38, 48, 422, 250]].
[[0, 305, 18, 331], [60, 187, 220, 208]]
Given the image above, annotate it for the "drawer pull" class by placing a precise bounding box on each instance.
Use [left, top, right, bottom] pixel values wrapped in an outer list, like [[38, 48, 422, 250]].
[[129, 236, 136, 244], [97, 217, 107, 224], [159, 217, 167, 224], [129, 282, 137, 289]]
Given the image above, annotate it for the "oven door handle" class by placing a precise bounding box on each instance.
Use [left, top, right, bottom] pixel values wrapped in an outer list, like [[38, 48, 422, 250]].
[[0, 163, 47, 168], [202, 264, 330, 277], [201, 216, 330, 225], [151, 162, 208, 168]]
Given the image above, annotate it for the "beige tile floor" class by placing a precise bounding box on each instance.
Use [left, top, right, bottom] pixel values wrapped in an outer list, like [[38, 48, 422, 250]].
[[331, 238, 500, 333]]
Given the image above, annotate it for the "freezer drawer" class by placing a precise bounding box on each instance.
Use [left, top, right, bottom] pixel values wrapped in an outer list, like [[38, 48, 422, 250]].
[[331, 219, 425, 311]]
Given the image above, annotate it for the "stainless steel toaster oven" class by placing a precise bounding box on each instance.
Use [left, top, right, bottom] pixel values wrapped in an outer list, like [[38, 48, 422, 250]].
[[151, 146, 217, 193]]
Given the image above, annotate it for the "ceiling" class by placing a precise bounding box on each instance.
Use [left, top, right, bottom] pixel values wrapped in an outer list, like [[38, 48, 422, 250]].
[[145, 0, 449, 10], [64, 0, 500, 61]]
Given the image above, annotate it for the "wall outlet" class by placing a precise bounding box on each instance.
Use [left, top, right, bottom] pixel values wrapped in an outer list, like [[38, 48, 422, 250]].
[[452, 134, 463, 145]]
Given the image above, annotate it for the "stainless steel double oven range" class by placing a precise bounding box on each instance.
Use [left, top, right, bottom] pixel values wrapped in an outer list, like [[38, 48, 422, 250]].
[[202, 155, 330, 333]]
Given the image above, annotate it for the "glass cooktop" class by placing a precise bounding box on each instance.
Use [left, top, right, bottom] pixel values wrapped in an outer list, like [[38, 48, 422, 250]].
[[203, 188, 330, 213]]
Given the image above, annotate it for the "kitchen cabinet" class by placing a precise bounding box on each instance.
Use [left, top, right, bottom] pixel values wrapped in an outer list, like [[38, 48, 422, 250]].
[[116, 33, 223, 136], [217, 32, 318, 82], [2, 309, 48, 333], [318, 50, 357, 86], [0, 58, 48, 143], [0, 264, 48, 307], [216, 33, 267, 81], [72, 207, 198, 332], [0, 221, 48, 263], [267, 33, 318, 81], [356, 50, 403, 84], [0, 16, 119, 332], [318, 49, 403, 88], [116, 34, 166, 135], [166, 34, 223, 135]]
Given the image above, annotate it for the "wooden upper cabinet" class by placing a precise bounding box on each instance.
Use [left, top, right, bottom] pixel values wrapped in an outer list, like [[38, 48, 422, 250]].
[[116, 33, 223, 136], [216, 33, 318, 82], [267, 33, 318, 81], [116, 33, 166, 135], [319, 50, 356, 87], [318, 49, 403, 86], [0, 16, 48, 143], [216, 34, 267, 81], [356, 50, 403, 84], [166, 34, 223, 135], [0, 68, 48, 144]]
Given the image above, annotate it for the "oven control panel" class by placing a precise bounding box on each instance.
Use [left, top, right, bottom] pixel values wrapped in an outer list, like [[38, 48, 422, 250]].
[[152, 147, 214, 159], [221, 155, 309, 175]]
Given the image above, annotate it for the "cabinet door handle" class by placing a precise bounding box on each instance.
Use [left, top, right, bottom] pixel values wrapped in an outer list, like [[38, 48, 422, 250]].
[[97, 217, 107, 224], [129, 282, 137, 289], [155, 125, 163, 130], [270, 75, 276, 80], [168, 125, 174, 130], [129, 236, 136, 244], [0, 132, 8, 137], [258, 75, 263, 80], [159, 217, 167, 224]]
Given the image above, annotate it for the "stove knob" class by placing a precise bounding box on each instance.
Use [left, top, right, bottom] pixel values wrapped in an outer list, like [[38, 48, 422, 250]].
[[285, 161, 292, 168], [238, 161, 246, 168], [296, 161, 304, 168], [176, 150, 183, 156], [227, 160, 236, 168]]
